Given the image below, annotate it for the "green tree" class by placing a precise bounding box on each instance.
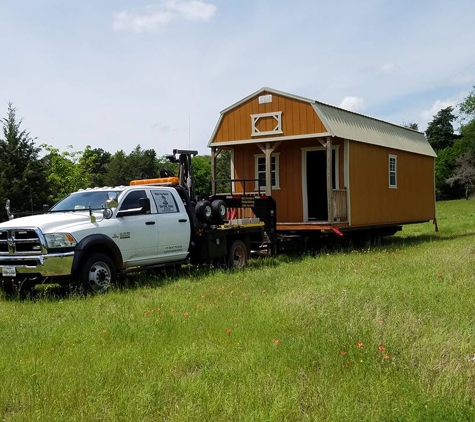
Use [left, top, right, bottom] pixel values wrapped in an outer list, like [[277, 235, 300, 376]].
[[41, 145, 88, 204], [127, 145, 158, 181], [402, 122, 419, 131], [79, 146, 111, 187], [192, 155, 212, 198], [459, 85, 475, 121], [105, 150, 128, 186], [0, 103, 47, 220], [425, 107, 458, 152]]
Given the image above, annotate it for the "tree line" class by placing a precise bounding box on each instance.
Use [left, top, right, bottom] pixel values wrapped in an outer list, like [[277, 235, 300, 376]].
[[425, 87, 475, 200], [0, 103, 230, 221], [1, 88, 475, 220]]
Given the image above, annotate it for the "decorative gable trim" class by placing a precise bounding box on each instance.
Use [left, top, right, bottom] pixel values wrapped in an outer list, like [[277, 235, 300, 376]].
[[251, 111, 283, 137]]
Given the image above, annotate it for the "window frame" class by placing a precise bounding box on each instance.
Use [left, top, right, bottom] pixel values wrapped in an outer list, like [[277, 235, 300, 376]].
[[254, 153, 280, 191], [389, 154, 397, 189]]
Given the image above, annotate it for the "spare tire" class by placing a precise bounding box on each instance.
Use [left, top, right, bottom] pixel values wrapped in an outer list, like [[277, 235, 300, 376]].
[[195, 200, 212, 223], [211, 200, 227, 222]]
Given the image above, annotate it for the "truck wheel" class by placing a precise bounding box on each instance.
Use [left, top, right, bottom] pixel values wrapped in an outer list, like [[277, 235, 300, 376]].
[[80, 253, 116, 293], [228, 240, 248, 270], [195, 200, 212, 223], [211, 200, 227, 222]]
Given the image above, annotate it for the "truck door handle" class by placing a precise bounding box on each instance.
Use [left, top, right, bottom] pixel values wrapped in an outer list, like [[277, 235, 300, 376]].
[[145, 221, 155, 225], [179, 219, 187, 223]]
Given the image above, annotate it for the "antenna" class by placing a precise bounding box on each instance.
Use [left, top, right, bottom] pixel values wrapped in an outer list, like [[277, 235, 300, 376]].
[[188, 114, 191, 149]]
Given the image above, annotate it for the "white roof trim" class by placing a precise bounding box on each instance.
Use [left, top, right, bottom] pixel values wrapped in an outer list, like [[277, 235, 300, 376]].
[[220, 87, 315, 115], [209, 132, 332, 148]]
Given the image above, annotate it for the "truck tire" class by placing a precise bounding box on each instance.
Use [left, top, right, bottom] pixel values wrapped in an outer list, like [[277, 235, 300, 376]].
[[79, 252, 116, 293], [211, 200, 227, 222], [195, 200, 212, 223], [227, 240, 248, 270]]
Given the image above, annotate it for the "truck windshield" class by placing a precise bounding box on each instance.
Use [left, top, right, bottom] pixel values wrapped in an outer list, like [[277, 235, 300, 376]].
[[49, 191, 122, 212]]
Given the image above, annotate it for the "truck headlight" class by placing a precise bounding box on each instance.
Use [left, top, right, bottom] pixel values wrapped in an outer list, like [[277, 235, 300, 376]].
[[44, 233, 77, 248]]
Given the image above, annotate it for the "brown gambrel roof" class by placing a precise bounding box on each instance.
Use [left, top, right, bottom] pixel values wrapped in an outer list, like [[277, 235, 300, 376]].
[[208, 87, 436, 158]]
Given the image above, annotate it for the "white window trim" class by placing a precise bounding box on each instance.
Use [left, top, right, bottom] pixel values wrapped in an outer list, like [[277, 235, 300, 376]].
[[389, 154, 397, 189], [250, 111, 283, 137], [254, 153, 280, 191]]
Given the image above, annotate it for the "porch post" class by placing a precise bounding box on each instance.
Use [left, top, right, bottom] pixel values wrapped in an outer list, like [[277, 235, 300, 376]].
[[326, 137, 334, 222], [210, 147, 221, 195], [257, 142, 281, 196], [265, 143, 272, 196]]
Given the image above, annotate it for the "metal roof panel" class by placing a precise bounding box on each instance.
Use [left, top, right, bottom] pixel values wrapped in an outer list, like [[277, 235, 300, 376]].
[[313, 102, 436, 157]]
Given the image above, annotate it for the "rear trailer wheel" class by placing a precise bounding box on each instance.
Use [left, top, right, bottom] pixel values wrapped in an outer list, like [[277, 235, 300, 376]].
[[228, 240, 248, 270], [211, 200, 227, 222], [80, 253, 116, 293]]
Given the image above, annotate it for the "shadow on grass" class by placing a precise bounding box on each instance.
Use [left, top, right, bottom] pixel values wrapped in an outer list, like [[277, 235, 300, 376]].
[[3, 230, 473, 303], [1, 262, 280, 303]]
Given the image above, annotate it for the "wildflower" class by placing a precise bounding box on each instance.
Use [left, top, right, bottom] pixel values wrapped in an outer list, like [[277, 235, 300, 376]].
[[274, 339, 280, 345], [183, 312, 189, 318], [226, 328, 232, 335], [378, 345, 386, 353], [356, 341, 364, 348], [340, 350, 347, 356], [384, 355, 391, 360], [378, 320, 384, 325]]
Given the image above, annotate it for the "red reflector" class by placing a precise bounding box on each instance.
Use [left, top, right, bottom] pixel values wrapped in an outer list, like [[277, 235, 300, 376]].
[[331, 227, 344, 237]]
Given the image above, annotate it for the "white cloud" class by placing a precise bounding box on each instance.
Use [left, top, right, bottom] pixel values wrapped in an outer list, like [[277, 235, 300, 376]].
[[113, 0, 217, 33], [339, 96, 366, 112], [378, 63, 400, 75], [420, 98, 459, 122]]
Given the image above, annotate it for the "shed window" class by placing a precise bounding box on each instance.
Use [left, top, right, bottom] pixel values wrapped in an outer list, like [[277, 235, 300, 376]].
[[255, 154, 280, 190], [389, 155, 397, 188]]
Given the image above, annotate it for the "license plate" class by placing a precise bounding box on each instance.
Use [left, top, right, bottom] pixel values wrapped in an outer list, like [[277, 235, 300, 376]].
[[2, 266, 16, 277]]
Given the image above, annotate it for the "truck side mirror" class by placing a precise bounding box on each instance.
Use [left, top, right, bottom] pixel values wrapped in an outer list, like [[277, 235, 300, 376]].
[[139, 197, 151, 214]]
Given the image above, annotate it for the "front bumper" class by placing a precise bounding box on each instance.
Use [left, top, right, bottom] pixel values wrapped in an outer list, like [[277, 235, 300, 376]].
[[0, 252, 75, 278]]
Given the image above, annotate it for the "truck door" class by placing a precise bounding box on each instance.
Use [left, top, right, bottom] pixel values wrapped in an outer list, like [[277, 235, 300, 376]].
[[116, 189, 159, 266], [150, 189, 190, 262]]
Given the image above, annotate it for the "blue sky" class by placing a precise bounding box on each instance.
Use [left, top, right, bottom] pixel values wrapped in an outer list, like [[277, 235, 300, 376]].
[[1, 0, 474, 156]]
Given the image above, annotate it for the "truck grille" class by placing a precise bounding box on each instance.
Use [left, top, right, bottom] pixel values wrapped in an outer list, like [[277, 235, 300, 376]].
[[0, 228, 45, 255]]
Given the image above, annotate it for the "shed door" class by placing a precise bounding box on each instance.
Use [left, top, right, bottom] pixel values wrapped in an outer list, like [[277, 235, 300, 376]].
[[306, 150, 335, 221]]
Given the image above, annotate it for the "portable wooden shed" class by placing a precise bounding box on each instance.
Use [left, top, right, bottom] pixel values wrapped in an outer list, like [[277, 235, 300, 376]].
[[208, 87, 436, 233]]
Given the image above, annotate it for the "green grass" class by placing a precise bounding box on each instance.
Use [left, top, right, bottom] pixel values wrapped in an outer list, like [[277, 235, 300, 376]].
[[1, 199, 475, 421]]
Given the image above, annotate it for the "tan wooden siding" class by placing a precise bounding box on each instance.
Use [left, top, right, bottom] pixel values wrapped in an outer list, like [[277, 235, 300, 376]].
[[232, 138, 344, 223], [213, 92, 327, 143], [348, 142, 435, 226]]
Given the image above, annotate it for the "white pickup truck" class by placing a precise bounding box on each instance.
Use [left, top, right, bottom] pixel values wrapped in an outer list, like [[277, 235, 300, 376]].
[[0, 179, 266, 293]]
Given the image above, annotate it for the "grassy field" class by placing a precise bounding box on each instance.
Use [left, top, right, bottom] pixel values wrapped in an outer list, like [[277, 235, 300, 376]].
[[1, 200, 475, 421]]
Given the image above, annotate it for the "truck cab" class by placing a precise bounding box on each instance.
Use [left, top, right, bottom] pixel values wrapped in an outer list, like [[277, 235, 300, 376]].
[[0, 185, 191, 292]]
